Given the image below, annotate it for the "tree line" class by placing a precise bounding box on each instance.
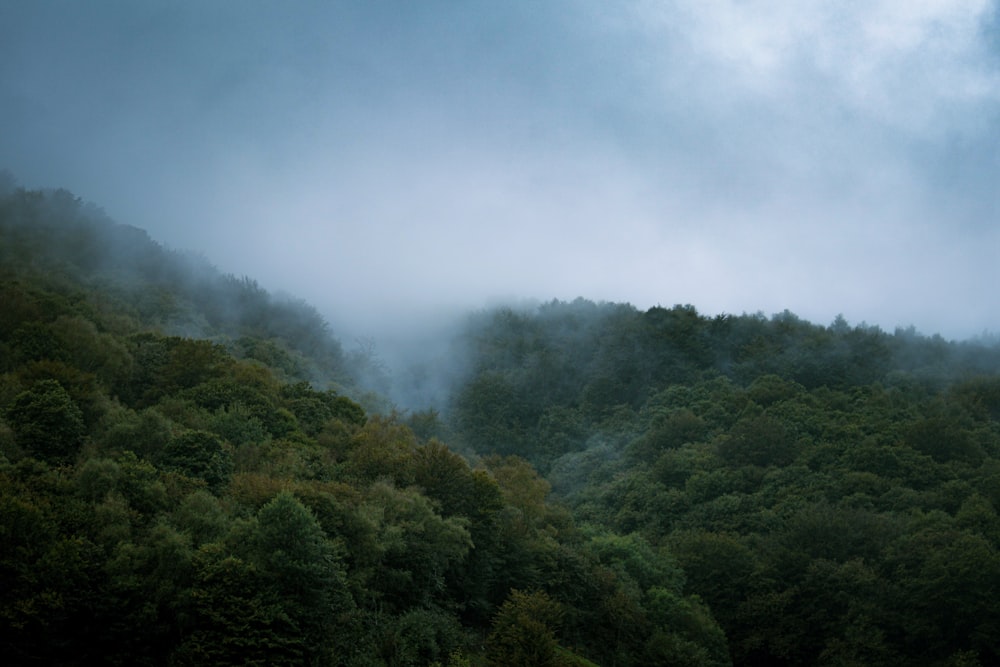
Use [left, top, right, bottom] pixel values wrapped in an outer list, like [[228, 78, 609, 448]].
[[1, 184, 727, 665]]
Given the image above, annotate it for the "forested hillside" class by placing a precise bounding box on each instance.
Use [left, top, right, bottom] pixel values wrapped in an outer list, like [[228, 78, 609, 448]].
[[1, 184, 729, 665], [0, 180, 357, 387], [4, 181, 1000, 666], [442, 300, 1000, 665]]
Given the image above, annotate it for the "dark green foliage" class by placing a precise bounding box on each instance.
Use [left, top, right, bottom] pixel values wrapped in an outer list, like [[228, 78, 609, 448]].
[[234, 336, 307, 379], [172, 489, 229, 545], [100, 408, 173, 460], [280, 381, 366, 433], [248, 492, 354, 662], [413, 440, 484, 517], [905, 414, 983, 465], [175, 547, 307, 666], [453, 371, 532, 457], [952, 376, 1000, 422], [406, 407, 450, 443], [360, 482, 473, 612], [377, 608, 468, 666], [446, 299, 1000, 666], [487, 589, 565, 667], [7, 379, 86, 463], [718, 414, 798, 468], [11, 321, 70, 363], [158, 430, 232, 491]]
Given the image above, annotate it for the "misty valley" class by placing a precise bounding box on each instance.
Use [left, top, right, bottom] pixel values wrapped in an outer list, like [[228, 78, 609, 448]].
[[3, 181, 1000, 666]]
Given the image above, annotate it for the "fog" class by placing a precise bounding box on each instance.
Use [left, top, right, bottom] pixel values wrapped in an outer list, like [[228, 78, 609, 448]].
[[2, 1, 999, 346]]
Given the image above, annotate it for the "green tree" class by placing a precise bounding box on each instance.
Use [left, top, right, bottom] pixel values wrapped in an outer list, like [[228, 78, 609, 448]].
[[905, 414, 983, 465], [6, 379, 85, 463], [487, 589, 564, 667], [885, 525, 1000, 662], [717, 413, 798, 468], [99, 522, 194, 663], [158, 430, 232, 491], [643, 588, 731, 667], [413, 440, 478, 517], [175, 546, 304, 666], [453, 372, 533, 456], [172, 489, 230, 546], [249, 491, 354, 663], [361, 483, 472, 612], [343, 415, 417, 485]]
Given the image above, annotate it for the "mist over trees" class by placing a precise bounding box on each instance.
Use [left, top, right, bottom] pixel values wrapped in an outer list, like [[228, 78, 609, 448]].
[[436, 302, 1000, 665], [0, 177, 402, 393], [441, 300, 1000, 466], [3, 179, 1000, 666]]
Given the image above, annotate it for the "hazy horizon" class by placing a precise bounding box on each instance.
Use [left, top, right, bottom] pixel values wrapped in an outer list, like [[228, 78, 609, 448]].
[[3, 1, 998, 342]]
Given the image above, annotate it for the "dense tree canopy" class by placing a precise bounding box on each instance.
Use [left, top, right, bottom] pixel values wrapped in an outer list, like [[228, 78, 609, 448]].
[[1, 184, 719, 665], [443, 300, 1000, 666], [4, 182, 1000, 665]]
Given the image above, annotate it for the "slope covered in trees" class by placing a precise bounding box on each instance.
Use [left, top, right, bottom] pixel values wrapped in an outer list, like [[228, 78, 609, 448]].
[[5, 179, 1000, 665], [444, 300, 1000, 665], [1, 183, 727, 665], [0, 180, 354, 390]]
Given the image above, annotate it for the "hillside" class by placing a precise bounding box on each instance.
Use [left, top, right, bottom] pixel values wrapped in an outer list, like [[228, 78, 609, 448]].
[[0, 183, 729, 666], [0, 180, 357, 388], [438, 301, 1000, 665], [3, 180, 1000, 666]]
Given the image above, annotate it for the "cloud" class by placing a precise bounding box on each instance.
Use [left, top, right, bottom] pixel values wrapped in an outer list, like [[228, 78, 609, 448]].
[[1, 1, 998, 341], [635, 0, 997, 118]]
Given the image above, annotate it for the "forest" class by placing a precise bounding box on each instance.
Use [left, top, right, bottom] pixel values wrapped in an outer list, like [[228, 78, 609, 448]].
[[2, 181, 999, 666]]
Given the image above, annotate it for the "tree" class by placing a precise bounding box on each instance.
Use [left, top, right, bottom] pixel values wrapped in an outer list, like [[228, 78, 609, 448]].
[[175, 547, 305, 666], [487, 589, 564, 667], [453, 372, 533, 457], [158, 430, 232, 492], [885, 526, 1000, 662], [905, 415, 983, 465], [249, 491, 354, 663], [413, 440, 477, 517], [717, 414, 798, 468], [343, 415, 417, 485], [361, 482, 472, 612], [7, 379, 86, 463], [99, 522, 194, 662]]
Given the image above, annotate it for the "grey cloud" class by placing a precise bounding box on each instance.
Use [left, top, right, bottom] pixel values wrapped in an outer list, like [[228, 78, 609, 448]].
[[1, 1, 998, 342]]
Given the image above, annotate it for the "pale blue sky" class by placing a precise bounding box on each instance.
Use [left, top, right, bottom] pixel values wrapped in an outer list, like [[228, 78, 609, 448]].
[[2, 1, 999, 340]]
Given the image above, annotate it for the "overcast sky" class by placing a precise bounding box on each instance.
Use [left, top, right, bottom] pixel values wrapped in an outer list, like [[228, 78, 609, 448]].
[[2, 1, 999, 341]]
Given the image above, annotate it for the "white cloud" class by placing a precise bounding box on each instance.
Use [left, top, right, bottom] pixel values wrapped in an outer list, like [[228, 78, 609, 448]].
[[634, 0, 998, 130]]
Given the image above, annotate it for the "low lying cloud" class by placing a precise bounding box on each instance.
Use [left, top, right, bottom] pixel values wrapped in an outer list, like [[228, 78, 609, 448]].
[[1, 1, 997, 342]]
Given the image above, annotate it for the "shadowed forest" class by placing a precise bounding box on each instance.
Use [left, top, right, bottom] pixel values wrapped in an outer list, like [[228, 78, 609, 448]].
[[3, 183, 1000, 666]]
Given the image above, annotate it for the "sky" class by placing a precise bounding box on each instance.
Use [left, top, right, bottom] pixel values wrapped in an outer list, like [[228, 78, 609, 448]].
[[2, 0, 999, 342]]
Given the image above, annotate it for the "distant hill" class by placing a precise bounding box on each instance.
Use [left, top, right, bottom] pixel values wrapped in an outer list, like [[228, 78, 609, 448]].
[[0, 179, 361, 393], [439, 300, 1000, 665], [442, 299, 1000, 468]]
